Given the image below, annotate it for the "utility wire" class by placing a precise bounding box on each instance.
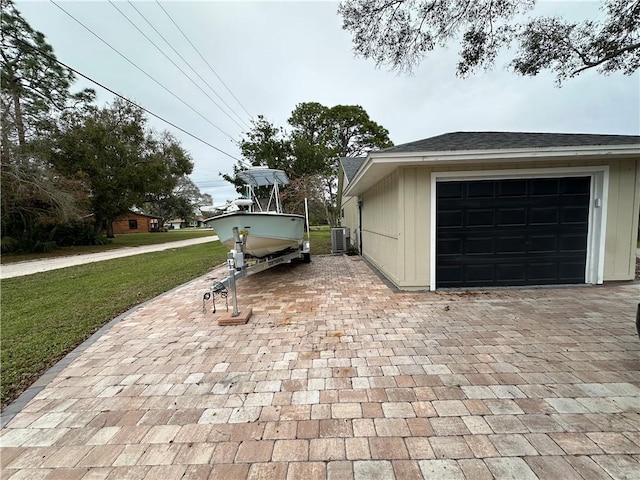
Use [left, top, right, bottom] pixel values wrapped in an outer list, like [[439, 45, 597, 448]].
[[127, 0, 251, 131], [49, 0, 237, 143], [108, 0, 248, 132], [4, 30, 245, 163], [155, 0, 253, 121]]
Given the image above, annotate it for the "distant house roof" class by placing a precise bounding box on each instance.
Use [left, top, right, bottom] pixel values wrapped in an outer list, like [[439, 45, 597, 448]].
[[120, 210, 162, 220], [341, 157, 366, 182], [381, 132, 640, 154]]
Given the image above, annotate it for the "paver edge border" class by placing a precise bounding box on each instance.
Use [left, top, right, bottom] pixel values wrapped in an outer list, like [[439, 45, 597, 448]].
[[0, 265, 226, 428]]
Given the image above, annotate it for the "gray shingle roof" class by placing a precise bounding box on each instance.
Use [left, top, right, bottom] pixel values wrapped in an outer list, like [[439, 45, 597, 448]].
[[341, 157, 366, 182], [380, 132, 640, 154]]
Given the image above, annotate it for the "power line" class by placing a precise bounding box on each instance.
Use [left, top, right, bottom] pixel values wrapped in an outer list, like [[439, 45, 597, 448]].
[[49, 0, 237, 143], [4, 30, 244, 163], [155, 1, 253, 121], [108, 0, 248, 132], [126, 0, 252, 131]]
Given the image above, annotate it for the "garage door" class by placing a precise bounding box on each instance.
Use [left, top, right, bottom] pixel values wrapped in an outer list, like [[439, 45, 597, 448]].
[[436, 177, 591, 288]]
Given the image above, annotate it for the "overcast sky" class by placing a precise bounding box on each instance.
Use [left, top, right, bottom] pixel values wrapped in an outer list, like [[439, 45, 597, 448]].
[[15, 0, 640, 205]]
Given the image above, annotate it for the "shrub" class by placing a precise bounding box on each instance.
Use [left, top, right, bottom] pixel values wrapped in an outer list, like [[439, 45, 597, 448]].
[[50, 221, 109, 246], [1, 236, 19, 253]]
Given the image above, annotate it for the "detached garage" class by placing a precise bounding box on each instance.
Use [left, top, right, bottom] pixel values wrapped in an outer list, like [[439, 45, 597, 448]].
[[340, 132, 640, 291]]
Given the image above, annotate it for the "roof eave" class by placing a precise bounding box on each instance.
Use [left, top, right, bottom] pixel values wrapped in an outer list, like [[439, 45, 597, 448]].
[[344, 144, 640, 196]]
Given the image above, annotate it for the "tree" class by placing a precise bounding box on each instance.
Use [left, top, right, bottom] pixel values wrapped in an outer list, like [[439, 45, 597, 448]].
[[1, 0, 95, 248], [233, 102, 392, 226], [338, 0, 640, 83], [143, 176, 213, 226], [1, 0, 94, 147], [51, 99, 193, 237]]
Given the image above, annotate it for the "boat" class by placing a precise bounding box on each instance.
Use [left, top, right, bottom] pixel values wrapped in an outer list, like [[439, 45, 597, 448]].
[[205, 168, 306, 258]]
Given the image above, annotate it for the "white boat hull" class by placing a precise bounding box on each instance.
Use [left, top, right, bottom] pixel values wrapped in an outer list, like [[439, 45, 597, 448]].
[[207, 212, 305, 258]]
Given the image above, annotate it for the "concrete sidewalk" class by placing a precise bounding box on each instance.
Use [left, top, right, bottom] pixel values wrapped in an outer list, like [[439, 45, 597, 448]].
[[0, 235, 219, 279], [1, 255, 639, 479]]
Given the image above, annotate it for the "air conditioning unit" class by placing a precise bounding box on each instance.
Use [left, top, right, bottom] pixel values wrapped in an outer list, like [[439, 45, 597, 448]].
[[331, 227, 350, 253]]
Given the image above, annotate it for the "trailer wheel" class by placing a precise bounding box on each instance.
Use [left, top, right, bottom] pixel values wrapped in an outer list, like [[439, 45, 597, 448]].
[[302, 252, 311, 263]]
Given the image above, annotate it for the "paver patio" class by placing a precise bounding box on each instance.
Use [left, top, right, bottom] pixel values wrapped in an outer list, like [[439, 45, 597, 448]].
[[1, 255, 639, 479]]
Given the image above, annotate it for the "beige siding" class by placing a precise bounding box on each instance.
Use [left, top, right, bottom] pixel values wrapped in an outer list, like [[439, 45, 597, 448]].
[[358, 158, 639, 290], [341, 195, 360, 251], [603, 159, 640, 280], [398, 167, 431, 288], [361, 171, 399, 284]]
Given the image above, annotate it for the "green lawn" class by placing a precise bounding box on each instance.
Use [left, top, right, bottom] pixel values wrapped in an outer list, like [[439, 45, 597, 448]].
[[308, 226, 332, 254], [0, 229, 216, 264], [0, 228, 333, 408]]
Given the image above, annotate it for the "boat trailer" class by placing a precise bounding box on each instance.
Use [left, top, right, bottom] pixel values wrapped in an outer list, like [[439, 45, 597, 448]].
[[203, 226, 311, 320]]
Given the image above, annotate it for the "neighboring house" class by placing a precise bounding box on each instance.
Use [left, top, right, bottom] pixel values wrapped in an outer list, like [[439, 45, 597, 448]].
[[166, 219, 184, 230], [166, 217, 206, 229], [112, 211, 161, 234], [340, 132, 640, 291]]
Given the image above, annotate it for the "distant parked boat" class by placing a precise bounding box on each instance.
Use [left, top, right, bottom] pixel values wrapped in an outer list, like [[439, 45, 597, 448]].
[[205, 168, 305, 258]]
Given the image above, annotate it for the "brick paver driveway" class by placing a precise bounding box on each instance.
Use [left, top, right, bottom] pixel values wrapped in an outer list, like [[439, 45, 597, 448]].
[[1, 255, 639, 479]]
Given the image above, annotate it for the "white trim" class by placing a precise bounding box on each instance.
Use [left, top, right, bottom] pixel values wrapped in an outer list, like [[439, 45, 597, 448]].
[[370, 143, 639, 161], [430, 166, 609, 291], [345, 144, 638, 197]]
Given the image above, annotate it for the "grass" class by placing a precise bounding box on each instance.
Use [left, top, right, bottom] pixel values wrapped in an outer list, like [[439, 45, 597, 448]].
[[0, 228, 333, 408], [308, 226, 332, 254], [0, 229, 216, 264]]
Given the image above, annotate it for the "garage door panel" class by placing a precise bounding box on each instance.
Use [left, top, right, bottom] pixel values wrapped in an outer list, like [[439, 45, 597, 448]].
[[562, 176, 592, 194], [467, 209, 494, 227], [530, 207, 559, 225], [561, 206, 589, 223], [439, 182, 463, 199], [498, 179, 527, 197], [498, 208, 527, 226], [436, 176, 590, 288], [497, 264, 526, 282], [438, 265, 463, 283], [438, 210, 463, 227], [466, 236, 494, 254], [531, 178, 560, 195], [529, 262, 558, 281], [466, 264, 494, 282], [468, 181, 495, 198], [559, 262, 587, 280], [438, 237, 462, 255], [560, 234, 588, 252], [496, 236, 526, 254], [529, 235, 557, 253]]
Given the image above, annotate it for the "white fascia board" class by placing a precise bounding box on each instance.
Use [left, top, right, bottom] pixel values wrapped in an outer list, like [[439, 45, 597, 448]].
[[344, 144, 639, 196], [343, 154, 374, 196]]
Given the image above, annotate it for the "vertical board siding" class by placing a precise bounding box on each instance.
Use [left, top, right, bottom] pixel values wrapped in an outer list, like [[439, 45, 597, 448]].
[[603, 159, 639, 280], [399, 167, 431, 288], [362, 171, 399, 284], [341, 195, 360, 250]]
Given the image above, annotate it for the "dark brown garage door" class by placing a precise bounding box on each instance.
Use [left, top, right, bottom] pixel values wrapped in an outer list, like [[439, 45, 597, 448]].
[[436, 177, 591, 288]]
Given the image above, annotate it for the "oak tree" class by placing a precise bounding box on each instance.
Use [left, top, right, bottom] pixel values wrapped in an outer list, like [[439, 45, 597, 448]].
[[338, 0, 640, 83], [52, 99, 194, 237]]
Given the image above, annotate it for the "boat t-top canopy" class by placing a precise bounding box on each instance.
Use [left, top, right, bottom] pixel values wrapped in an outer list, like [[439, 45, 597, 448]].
[[237, 168, 289, 187]]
